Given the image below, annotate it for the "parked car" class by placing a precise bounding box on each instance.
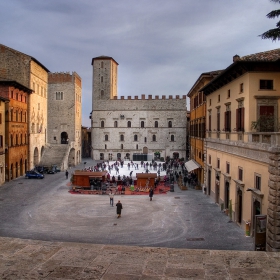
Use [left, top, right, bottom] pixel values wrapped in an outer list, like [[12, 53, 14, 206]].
[[25, 170, 44, 179], [47, 167, 56, 174], [34, 166, 44, 174], [51, 165, 61, 172]]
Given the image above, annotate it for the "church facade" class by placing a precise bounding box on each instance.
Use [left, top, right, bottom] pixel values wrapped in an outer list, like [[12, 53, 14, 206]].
[[90, 56, 187, 161]]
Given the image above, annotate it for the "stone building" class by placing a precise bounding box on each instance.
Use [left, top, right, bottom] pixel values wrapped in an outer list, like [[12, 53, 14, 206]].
[[201, 49, 280, 251], [0, 95, 8, 185], [187, 70, 222, 190], [0, 81, 31, 181], [90, 56, 187, 161], [46, 72, 82, 169], [81, 126, 91, 158], [0, 44, 49, 170]]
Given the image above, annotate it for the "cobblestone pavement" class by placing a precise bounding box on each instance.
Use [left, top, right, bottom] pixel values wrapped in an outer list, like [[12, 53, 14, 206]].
[[0, 237, 279, 279], [1, 159, 272, 278]]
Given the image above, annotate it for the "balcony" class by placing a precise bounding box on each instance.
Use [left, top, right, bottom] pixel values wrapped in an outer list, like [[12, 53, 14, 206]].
[[248, 132, 280, 147]]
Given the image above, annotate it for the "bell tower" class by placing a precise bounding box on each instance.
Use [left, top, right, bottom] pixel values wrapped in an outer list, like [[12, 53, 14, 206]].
[[91, 56, 118, 109]]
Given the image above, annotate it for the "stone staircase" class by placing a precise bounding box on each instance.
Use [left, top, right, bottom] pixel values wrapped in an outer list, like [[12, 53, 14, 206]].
[[40, 144, 69, 170]]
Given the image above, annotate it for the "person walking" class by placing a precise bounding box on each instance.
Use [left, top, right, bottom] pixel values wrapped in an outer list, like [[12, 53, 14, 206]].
[[116, 200, 123, 218], [149, 188, 154, 201], [65, 170, 69, 179], [109, 191, 114, 206]]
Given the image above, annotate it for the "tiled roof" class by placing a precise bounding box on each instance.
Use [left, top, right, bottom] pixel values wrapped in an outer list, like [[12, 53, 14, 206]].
[[236, 48, 280, 62]]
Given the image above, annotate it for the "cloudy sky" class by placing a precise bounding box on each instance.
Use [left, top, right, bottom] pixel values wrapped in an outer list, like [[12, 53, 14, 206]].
[[0, 0, 279, 127]]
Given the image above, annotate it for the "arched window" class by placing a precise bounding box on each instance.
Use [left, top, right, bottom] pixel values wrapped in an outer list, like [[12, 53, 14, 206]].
[[134, 135, 138, 141], [101, 90, 104, 98], [105, 135, 109, 141], [168, 121, 172, 128], [101, 61, 104, 68], [20, 134, 22, 144], [10, 109, 13, 121], [114, 121, 118, 127], [105, 144, 107, 149], [171, 135, 175, 141], [101, 76, 103, 83], [144, 137, 147, 143], [101, 120, 104, 127], [16, 134, 18, 145], [121, 144, 123, 149], [127, 121, 131, 127], [120, 134, 124, 141], [155, 121, 158, 128], [10, 134, 13, 146], [141, 121, 144, 128], [152, 135, 156, 142]]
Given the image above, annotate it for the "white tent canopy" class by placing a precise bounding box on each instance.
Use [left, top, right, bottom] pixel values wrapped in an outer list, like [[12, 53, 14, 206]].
[[185, 159, 201, 172]]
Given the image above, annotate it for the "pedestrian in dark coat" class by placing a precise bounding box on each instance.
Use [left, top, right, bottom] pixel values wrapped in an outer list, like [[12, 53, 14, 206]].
[[149, 188, 154, 201], [65, 170, 68, 179], [116, 200, 123, 218]]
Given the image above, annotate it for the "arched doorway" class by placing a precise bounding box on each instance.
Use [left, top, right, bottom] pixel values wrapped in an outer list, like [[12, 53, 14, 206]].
[[173, 152, 179, 159], [143, 147, 148, 154], [34, 147, 39, 166], [20, 159, 23, 176], [68, 148, 75, 168], [126, 153, 130, 160], [61, 132, 68, 144], [41, 146, 45, 158], [237, 188, 243, 224], [15, 162, 18, 178], [225, 181, 230, 209], [117, 153, 121, 160]]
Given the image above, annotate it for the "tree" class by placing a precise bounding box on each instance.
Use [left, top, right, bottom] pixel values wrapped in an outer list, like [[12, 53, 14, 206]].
[[260, 0, 280, 41]]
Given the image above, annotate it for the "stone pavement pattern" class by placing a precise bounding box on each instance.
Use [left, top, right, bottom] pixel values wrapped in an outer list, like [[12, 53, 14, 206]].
[[0, 237, 280, 280]]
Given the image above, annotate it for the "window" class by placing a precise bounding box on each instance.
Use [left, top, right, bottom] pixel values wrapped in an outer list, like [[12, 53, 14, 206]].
[[236, 102, 245, 132], [127, 121, 131, 127], [240, 83, 244, 93], [0, 113, 2, 124], [54, 137, 56, 140], [218, 95, 220, 102], [121, 144, 123, 149], [134, 135, 138, 141], [209, 99, 211, 106], [105, 144, 107, 149], [209, 155, 211, 164], [56, 92, 63, 100], [0, 135, 3, 148], [10, 134, 13, 146], [144, 137, 147, 143], [217, 108, 220, 132], [171, 135, 175, 141], [141, 121, 144, 128], [101, 76, 103, 83], [238, 167, 243, 181], [226, 162, 230, 174], [154, 121, 158, 128], [227, 90, 230, 98], [38, 103, 40, 110], [217, 158, 220, 169], [208, 110, 212, 131], [101, 90, 104, 98], [10, 109, 13, 121], [100, 121, 105, 128], [255, 174, 261, 190], [152, 135, 156, 141], [136, 144, 138, 149], [114, 121, 118, 127], [105, 135, 109, 141], [101, 61, 104, 68], [224, 105, 231, 132], [260, 79, 273, 90], [168, 121, 172, 128], [120, 134, 124, 141]]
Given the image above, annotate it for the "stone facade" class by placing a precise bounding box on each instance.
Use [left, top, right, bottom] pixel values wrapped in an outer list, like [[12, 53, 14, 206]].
[[0, 82, 30, 181], [91, 56, 187, 161], [0, 96, 7, 185], [48, 72, 82, 167], [0, 44, 49, 170], [202, 49, 280, 251]]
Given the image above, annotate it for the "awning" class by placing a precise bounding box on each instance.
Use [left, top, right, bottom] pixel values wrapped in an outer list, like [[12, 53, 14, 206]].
[[185, 159, 201, 172]]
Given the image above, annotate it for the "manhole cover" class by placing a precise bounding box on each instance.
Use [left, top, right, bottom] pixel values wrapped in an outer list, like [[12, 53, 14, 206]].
[[186, 238, 205, 241], [174, 197, 180, 199]]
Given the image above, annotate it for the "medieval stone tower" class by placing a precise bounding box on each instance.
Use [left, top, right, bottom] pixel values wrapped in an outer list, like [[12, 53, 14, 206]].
[[45, 72, 82, 168], [91, 56, 187, 161], [92, 56, 118, 108]]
